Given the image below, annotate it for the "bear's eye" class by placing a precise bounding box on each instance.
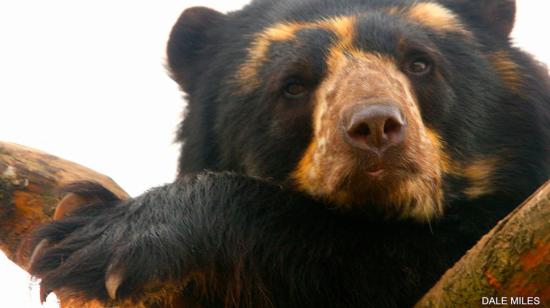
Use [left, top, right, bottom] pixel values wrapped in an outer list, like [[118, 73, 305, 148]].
[[405, 56, 432, 76], [284, 81, 308, 99]]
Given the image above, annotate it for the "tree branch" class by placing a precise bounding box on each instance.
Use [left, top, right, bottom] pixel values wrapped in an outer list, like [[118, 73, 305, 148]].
[[0, 141, 128, 267], [416, 181, 550, 307]]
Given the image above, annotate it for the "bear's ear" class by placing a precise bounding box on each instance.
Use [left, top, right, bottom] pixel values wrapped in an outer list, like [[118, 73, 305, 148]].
[[440, 0, 516, 39], [167, 7, 226, 92]]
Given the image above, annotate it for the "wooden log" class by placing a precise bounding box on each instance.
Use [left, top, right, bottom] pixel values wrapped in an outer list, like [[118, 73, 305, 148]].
[[416, 180, 550, 307], [0, 141, 128, 268]]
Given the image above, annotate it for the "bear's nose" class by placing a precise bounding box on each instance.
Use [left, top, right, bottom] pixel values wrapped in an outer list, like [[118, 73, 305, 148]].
[[341, 103, 406, 154]]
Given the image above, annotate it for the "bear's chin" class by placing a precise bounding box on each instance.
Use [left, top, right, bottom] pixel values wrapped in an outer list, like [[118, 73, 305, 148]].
[[294, 164, 444, 223]]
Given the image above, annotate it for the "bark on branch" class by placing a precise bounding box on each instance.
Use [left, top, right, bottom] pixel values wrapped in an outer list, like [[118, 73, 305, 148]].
[[416, 181, 550, 307]]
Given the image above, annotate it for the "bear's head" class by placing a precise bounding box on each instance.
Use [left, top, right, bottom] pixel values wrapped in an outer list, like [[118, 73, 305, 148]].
[[167, 0, 550, 222]]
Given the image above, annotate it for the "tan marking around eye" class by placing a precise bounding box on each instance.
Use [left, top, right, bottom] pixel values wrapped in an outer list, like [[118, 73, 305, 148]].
[[406, 3, 471, 37], [236, 22, 306, 93], [319, 16, 357, 49], [235, 16, 358, 94]]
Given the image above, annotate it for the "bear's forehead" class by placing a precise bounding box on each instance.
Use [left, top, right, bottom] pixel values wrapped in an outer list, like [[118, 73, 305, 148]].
[[241, 0, 468, 36], [234, 1, 471, 94]]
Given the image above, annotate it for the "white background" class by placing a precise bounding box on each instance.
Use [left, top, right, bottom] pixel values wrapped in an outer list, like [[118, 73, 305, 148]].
[[1, 1, 549, 306]]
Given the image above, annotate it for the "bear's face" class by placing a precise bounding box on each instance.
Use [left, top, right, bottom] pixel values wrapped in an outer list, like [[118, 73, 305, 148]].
[[169, 0, 547, 221], [291, 45, 445, 221]]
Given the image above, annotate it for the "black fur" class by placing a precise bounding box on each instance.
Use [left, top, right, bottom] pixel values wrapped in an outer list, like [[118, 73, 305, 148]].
[[30, 0, 550, 307], [57, 181, 122, 203]]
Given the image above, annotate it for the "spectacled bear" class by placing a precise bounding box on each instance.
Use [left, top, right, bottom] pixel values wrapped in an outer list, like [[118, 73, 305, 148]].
[[29, 0, 550, 307]]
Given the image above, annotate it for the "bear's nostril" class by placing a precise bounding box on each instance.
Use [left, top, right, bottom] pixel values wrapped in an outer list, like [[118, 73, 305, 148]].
[[384, 117, 402, 135], [342, 103, 406, 153], [350, 123, 371, 138]]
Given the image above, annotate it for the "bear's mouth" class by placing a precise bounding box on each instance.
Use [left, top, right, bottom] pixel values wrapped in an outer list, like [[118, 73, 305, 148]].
[[366, 168, 384, 177], [353, 148, 419, 180], [291, 133, 444, 222], [298, 158, 443, 222]]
